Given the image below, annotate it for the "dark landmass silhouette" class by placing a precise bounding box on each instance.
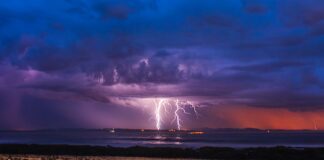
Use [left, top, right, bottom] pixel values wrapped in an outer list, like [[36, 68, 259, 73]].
[[0, 144, 324, 160]]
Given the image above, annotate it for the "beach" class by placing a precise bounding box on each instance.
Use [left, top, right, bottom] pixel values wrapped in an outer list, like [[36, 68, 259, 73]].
[[1, 144, 324, 160], [0, 155, 193, 160]]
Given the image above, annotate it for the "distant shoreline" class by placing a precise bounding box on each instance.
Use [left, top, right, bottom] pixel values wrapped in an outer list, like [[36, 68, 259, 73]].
[[1, 144, 324, 160], [1, 128, 323, 132]]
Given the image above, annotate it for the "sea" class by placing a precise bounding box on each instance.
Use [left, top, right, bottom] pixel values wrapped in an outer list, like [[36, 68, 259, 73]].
[[1, 129, 324, 148]]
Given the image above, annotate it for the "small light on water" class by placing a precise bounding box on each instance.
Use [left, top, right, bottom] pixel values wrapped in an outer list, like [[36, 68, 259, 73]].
[[189, 131, 204, 135]]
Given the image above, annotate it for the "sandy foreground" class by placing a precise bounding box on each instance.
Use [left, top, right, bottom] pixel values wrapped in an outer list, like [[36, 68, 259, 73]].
[[1, 144, 324, 159], [0, 155, 199, 160]]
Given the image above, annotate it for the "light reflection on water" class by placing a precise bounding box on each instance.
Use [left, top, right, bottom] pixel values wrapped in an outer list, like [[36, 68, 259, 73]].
[[149, 134, 183, 145], [2, 130, 324, 148], [175, 136, 182, 140], [154, 134, 166, 140]]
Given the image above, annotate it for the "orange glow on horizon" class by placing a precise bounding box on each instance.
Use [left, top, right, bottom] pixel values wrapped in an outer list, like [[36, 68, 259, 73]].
[[219, 106, 324, 130]]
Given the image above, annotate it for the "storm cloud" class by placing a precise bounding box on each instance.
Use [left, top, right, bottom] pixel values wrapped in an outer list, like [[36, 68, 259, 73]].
[[0, 0, 323, 129]]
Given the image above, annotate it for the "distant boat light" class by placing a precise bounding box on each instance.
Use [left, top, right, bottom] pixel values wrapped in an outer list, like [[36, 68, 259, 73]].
[[189, 131, 204, 135]]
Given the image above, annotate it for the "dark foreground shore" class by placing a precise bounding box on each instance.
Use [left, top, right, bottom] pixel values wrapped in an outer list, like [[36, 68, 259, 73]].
[[1, 144, 324, 160]]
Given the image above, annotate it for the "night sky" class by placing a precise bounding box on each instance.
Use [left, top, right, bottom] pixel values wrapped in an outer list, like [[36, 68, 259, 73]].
[[0, 0, 324, 130]]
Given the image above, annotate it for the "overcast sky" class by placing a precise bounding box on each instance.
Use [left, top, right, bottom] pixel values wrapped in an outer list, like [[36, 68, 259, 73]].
[[0, 0, 323, 130]]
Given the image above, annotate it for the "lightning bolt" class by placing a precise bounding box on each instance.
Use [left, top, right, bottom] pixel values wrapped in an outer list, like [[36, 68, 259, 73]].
[[154, 99, 170, 130], [186, 101, 199, 118], [153, 98, 199, 131], [173, 99, 199, 130], [174, 99, 182, 130]]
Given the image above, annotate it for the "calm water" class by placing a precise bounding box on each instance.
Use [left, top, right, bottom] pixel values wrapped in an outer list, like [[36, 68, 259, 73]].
[[1, 129, 324, 148]]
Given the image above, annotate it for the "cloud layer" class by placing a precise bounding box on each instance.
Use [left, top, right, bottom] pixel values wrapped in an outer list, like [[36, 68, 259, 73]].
[[0, 0, 323, 129]]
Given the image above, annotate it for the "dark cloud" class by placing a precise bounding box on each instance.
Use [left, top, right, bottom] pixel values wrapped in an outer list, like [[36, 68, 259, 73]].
[[279, 0, 324, 26], [154, 50, 173, 58], [0, 0, 323, 129], [241, 0, 269, 14], [92, 0, 154, 20], [197, 15, 235, 28], [244, 5, 267, 14], [227, 61, 308, 73], [22, 83, 111, 104], [238, 89, 324, 111], [310, 23, 324, 36]]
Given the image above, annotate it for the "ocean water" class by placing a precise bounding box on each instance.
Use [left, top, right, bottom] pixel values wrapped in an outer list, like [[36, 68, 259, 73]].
[[1, 129, 324, 148]]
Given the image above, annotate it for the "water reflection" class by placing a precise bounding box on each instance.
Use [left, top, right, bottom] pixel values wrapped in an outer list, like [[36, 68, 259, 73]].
[[154, 134, 166, 140], [3, 130, 324, 148], [150, 133, 183, 145]]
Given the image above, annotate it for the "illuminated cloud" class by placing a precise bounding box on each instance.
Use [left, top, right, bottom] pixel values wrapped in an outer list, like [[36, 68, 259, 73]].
[[0, 0, 323, 129]]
